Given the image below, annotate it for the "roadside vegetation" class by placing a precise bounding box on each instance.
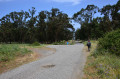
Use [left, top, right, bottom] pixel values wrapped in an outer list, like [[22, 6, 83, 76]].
[[53, 40, 75, 45], [83, 29, 120, 79], [0, 44, 31, 62], [31, 41, 40, 46], [0, 43, 45, 62], [0, 43, 44, 73]]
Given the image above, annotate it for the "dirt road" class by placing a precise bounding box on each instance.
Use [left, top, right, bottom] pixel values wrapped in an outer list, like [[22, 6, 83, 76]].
[[0, 44, 86, 79]]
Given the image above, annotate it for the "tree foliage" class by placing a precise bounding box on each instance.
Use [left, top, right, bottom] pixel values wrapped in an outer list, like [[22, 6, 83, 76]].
[[74, 1, 120, 40], [0, 8, 74, 43]]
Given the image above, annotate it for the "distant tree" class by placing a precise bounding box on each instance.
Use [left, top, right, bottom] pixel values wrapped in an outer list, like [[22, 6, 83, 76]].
[[73, 5, 99, 40], [26, 7, 37, 43], [75, 29, 80, 40], [0, 15, 13, 43], [73, 1, 120, 40], [36, 11, 47, 42], [73, 5, 99, 24], [47, 8, 74, 42]]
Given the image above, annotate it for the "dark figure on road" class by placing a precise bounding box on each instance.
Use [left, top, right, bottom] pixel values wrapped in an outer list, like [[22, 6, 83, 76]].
[[87, 40, 91, 51]]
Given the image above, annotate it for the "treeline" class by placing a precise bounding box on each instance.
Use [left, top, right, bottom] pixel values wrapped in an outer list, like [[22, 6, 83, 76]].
[[74, 0, 120, 40], [0, 8, 74, 44]]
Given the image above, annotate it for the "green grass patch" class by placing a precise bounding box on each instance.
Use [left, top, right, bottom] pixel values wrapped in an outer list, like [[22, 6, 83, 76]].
[[0, 44, 31, 62]]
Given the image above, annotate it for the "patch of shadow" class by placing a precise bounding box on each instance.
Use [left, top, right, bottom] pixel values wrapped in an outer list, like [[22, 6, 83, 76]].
[[42, 64, 55, 68]]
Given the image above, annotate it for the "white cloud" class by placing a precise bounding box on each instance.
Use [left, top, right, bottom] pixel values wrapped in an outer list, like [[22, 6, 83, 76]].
[[0, 0, 13, 2], [51, 0, 82, 5]]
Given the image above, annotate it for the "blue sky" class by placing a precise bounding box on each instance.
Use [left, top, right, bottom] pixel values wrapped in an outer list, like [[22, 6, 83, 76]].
[[0, 0, 118, 29]]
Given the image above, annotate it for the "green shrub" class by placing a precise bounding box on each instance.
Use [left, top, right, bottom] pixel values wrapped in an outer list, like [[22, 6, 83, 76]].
[[53, 41, 66, 45], [98, 29, 120, 55], [31, 41, 40, 46], [53, 42, 59, 45]]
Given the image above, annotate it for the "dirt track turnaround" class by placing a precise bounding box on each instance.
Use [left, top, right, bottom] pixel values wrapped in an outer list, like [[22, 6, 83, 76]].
[[0, 44, 86, 79]]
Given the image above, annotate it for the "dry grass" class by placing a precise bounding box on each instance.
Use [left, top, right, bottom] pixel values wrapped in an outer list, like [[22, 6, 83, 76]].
[[0, 52, 41, 74]]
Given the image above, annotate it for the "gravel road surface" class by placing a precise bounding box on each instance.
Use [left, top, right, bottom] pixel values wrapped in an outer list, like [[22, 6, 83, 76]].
[[0, 44, 86, 79]]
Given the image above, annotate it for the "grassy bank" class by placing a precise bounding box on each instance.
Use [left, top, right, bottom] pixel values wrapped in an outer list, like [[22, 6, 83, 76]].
[[83, 41, 120, 79], [0, 44, 44, 73], [0, 44, 31, 62]]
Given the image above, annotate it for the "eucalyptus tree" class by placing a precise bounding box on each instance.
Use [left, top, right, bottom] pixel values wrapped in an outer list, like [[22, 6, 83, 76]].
[[27, 7, 37, 43], [111, 0, 120, 29], [47, 8, 74, 42], [16, 11, 29, 43], [100, 1, 120, 31], [0, 14, 13, 43], [36, 11, 48, 42], [73, 5, 99, 40], [73, 5, 99, 24]]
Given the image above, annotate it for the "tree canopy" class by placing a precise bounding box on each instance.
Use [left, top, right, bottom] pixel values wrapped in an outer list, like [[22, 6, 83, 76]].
[[0, 0, 120, 43], [0, 8, 74, 44], [74, 0, 120, 40]]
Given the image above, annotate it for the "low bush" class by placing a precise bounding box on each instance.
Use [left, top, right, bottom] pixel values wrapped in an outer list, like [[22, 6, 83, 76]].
[[31, 41, 40, 46], [53, 41, 66, 45], [98, 29, 120, 55]]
